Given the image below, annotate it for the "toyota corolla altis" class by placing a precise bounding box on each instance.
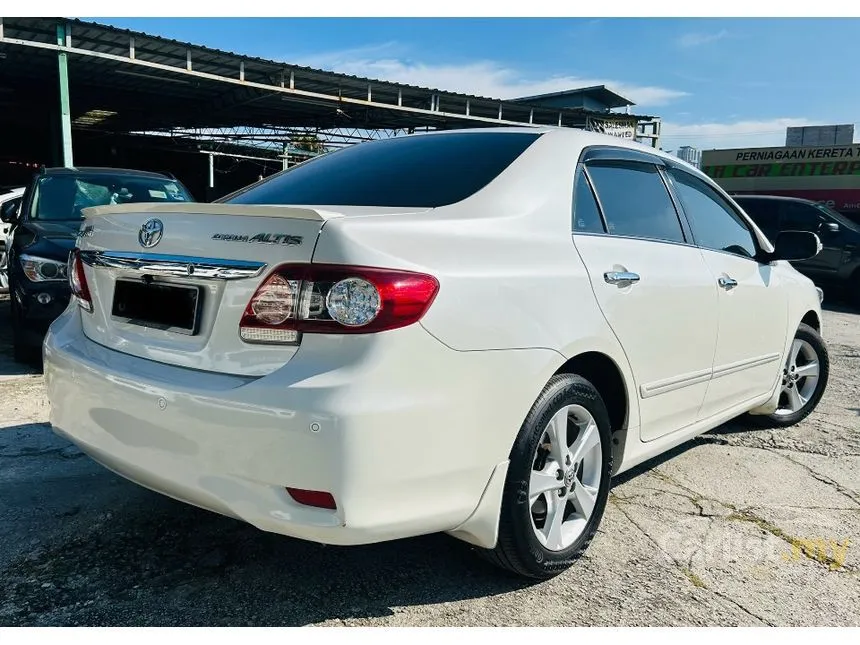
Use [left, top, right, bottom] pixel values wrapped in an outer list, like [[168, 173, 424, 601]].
[[44, 129, 828, 578]]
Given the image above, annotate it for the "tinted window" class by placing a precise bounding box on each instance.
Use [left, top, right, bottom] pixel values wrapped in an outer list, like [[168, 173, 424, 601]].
[[572, 169, 605, 234], [224, 132, 541, 208], [735, 198, 780, 238], [781, 202, 823, 232], [586, 163, 684, 243], [3, 196, 21, 219], [670, 170, 757, 259], [813, 202, 860, 231], [31, 174, 193, 221]]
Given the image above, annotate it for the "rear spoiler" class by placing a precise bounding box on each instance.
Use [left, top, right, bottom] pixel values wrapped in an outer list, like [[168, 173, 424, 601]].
[[79, 202, 340, 221]]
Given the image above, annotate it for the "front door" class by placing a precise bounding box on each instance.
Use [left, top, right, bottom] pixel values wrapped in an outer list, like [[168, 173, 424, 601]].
[[666, 168, 788, 419], [572, 159, 720, 441]]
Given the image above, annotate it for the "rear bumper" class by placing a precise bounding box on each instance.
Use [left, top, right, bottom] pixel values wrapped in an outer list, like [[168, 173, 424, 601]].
[[44, 306, 558, 546]]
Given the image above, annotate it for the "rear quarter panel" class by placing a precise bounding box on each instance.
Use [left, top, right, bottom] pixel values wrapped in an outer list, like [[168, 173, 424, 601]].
[[310, 132, 642, 433]]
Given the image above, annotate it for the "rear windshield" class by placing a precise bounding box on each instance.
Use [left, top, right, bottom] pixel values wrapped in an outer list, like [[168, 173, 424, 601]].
[[223, 131, 542, 208], [31, 173, 194, 221]]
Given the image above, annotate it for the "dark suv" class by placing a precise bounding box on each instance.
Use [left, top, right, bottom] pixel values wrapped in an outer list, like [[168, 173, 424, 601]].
[[0, 166, 194, 362], [733, 195, 860, 306]]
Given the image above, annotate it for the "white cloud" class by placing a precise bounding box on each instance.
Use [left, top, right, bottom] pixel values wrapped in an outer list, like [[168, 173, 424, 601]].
[[677, 29, 729, 48], [296, 41, 404, 66], [660, 117, 816, 150], [292, 48, 688, 108]]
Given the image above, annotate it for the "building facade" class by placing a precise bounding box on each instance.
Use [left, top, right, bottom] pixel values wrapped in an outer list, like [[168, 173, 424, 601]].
[[674, 146, 702, 168], [701, 143, 860, 217]]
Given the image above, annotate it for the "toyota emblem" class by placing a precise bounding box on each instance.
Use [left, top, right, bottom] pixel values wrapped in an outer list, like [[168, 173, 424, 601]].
[[138, 218, 164, 248]]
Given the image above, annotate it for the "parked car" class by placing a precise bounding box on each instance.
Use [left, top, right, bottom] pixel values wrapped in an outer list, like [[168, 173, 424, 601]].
[[733, 194, 860, 306], [0, 186, 25, 292], [839, 209, 860, 227], [43, 129, 828, 579], [1, 166, 194, 362]]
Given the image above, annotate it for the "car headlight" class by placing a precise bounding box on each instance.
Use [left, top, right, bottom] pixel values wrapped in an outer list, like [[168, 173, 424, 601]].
[[20, 254, 69, 282], [816, 287, 824, 304]]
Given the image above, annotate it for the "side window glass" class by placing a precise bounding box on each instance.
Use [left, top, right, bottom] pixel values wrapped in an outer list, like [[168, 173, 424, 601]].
[[669, 170, 758, 259], [572, 169, 605, 234], [586, 162, 685, 244], [736, 200, 778, 240], [781, 203, 821, 232], [8, 197, 21, 219]]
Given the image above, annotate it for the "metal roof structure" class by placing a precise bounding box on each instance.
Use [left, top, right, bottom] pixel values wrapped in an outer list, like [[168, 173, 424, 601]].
[[0, 16, 660, 149], [511, 85, 636, 111]]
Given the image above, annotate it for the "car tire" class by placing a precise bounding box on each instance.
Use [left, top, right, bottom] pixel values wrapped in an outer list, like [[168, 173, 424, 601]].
[[480, 374, 613, 579], [747, 323, 829, 428]]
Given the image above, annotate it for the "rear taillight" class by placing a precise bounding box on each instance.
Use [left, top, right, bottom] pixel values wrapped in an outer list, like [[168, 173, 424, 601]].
[[68, 248, 93, 313], [239, 264, 439, 344]]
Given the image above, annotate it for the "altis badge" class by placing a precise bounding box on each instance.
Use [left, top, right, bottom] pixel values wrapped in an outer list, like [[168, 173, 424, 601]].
[[212, 232, 303, 246], [77, 224, 96, 239]]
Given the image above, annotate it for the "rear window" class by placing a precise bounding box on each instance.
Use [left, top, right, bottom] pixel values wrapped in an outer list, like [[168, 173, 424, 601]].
[[223, 132, 541, 208], [586, 162, 685, 244]]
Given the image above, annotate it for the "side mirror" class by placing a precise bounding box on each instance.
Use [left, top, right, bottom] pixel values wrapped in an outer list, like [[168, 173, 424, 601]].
[[771, 231, 821, 262], [0, 200, 19, 224], [819, 221, 839, 234]]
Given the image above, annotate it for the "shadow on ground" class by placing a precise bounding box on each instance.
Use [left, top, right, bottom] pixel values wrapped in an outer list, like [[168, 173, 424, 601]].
[[1, 424, 535, 626], [0, 297, 41, 377]]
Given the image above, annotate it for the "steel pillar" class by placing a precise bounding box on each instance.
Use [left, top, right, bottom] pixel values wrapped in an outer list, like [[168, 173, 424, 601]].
[[56, 23, 74, 167]]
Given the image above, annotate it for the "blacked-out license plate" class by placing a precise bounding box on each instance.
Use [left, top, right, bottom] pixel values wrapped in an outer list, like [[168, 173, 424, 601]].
[[112, 279, 202, 335]]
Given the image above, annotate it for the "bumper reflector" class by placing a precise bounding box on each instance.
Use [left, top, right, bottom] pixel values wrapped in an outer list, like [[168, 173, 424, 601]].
[[286, 488, 337, 510]]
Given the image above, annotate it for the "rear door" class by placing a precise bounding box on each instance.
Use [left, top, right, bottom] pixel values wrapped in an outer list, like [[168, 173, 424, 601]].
[[666, 168, 788, 418], [572, 151, 720, 441]]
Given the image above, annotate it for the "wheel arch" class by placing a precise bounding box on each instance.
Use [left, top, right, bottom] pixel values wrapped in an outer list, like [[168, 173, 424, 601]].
[[800, 310, 820, 332], [553, 350, 630, 475]]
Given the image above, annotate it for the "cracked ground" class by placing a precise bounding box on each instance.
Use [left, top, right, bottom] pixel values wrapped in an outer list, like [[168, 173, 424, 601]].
[[1, 294, 858, 626]]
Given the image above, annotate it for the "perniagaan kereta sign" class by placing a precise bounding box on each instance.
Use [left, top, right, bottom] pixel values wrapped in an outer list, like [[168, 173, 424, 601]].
[[702, 144, 860, 214]]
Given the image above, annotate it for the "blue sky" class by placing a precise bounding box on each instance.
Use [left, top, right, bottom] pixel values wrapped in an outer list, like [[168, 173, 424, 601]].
[[88, 17, 859, 151]]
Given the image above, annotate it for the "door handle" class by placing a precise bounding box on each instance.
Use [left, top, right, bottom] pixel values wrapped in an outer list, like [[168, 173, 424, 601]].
[[718, 276, 738, 290], [604, 271, 640, 286]]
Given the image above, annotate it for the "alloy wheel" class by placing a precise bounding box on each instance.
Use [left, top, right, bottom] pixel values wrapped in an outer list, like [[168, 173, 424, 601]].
[[528, 404, 602, 551], [775, 338, 820, 415]]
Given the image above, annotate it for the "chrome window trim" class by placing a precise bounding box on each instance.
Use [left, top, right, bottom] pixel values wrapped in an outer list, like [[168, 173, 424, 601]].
[[78, 250, 267, 280], [578, 159, 690, 246], [569, 230, 701, 251]]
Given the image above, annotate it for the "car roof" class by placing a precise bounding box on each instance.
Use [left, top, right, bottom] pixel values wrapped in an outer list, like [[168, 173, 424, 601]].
[[409, 125, 703, 173], [39, 166, 175, 180], [732, 194, 819, 206], [425, 125, 669, 152]]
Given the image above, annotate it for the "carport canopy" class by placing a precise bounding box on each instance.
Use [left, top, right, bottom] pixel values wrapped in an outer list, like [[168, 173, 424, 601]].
[[0, 16, 660, 166]]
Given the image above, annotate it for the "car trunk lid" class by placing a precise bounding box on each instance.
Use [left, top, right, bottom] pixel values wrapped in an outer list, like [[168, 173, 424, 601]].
[[75, 202, 338, 376]]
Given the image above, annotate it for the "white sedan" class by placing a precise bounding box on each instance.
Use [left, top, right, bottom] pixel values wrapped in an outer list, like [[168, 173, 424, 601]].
[[43, 128, 829, 578]]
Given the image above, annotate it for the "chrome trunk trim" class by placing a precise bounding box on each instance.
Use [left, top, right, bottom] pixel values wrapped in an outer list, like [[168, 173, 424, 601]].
[[78, 250, 267, 280]]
